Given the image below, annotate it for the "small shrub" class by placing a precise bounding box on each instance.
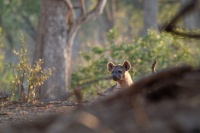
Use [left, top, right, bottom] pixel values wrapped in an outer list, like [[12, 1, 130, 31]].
[[9, 33, 53, 102]]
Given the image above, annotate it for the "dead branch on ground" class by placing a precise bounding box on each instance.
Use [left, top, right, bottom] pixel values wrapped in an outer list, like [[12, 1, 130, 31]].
[[41, 75, 112, 103], [0, 113, 9, 115]]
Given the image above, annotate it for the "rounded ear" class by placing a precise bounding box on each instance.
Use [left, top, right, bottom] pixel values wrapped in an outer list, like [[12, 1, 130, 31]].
[[122, 60, 131, 71], [107, 62, 115, 72]]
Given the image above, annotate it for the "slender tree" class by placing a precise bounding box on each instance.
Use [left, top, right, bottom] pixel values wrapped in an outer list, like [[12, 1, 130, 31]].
[[103, 0, 115, 31], [34, 0, 107, 99], [142, 0, 158, 35]]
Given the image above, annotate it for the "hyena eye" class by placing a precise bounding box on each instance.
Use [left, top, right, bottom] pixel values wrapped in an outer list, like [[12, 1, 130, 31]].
[[118, 70, 122, 73]]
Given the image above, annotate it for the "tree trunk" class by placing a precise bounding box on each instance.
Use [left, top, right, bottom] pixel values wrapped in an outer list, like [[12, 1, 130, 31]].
[[141, 0, 158, 35], [34, 0, 107, 99], [34, 0, 70, 99]]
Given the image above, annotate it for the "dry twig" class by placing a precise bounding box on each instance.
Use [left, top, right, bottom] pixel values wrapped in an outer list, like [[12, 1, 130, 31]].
[[152, 60, 157, 74]]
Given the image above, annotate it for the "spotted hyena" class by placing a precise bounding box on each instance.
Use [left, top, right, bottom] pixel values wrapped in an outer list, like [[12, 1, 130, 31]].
[[104, 60, 133, 94]]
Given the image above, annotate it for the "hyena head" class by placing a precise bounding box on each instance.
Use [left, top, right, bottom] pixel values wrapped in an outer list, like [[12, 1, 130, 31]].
[[107, 61, 131, 81]]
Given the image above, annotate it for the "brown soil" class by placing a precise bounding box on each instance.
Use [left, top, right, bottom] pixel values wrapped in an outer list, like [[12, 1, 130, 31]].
[[0, 101, 75, 127]]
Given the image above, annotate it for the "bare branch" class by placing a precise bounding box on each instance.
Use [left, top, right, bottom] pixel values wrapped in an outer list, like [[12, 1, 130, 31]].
[[166, 29, 200, 39], [160, 0, 200, 38], [64, 0, 76, 20], [98, 0, 107, 14], [0, 113, 9, 115], [64, 0, 73, 10], [64, 0, 107, 40], [77, 0, 107, 24], [79, 0, 86, 15], [97, 92, 106, 96], [42, 75, 112, 102], [61, 75, 111, 100], [164, 0, 198, 30]]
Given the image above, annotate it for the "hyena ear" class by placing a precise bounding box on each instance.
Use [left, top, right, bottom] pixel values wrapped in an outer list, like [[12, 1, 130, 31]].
[[107, 62, 115, 72], [123, 60, 131, 71]]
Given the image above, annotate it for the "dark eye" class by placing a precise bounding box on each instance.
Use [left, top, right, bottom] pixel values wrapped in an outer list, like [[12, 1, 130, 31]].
[[111, 71, 114, 74], [118, 70, 122, 73]]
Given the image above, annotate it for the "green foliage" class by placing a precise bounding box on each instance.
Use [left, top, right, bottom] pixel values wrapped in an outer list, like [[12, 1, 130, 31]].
[[71, 30, 193, 97], [9, 33, 53, 102], [107, 26, 119, 43]]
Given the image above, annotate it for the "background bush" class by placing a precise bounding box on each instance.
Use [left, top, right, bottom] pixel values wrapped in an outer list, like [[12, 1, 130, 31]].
[[71, 29, 194, 98]]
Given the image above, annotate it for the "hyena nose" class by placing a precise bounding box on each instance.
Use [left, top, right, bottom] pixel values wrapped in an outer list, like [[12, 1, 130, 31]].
[[113, 75, 118, 81]]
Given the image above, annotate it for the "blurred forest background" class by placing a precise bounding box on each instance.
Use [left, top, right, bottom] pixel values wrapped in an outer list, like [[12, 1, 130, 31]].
[[0, 0, 200, 101]]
